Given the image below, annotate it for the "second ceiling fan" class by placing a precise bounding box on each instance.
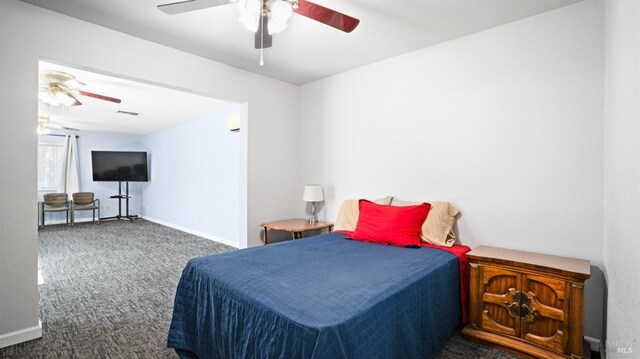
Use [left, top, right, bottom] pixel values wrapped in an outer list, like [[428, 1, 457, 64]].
[[39, 70, 122, 107], [158, 0, 360, 58]]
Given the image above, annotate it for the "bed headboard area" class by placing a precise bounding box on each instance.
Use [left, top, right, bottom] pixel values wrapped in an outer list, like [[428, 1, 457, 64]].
[[334, 196, 460, 247]]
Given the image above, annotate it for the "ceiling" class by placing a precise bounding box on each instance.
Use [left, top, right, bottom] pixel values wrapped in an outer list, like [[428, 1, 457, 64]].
[[39, 61, 236, 134], [23, 0, 581, 85]]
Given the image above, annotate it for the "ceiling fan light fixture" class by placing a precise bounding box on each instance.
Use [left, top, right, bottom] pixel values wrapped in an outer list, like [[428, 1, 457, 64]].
[[38, 90, 76, 107], [238, 0, 262, 32], [238, 0, 293, 35], [36, 120, 51, 135], [268, 0, 292, 34]]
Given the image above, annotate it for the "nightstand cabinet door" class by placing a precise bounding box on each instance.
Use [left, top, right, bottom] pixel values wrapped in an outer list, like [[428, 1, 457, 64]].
[[479, 266, 521, 337], [463, 246, 590, 359], [520, 274, 569, 354]]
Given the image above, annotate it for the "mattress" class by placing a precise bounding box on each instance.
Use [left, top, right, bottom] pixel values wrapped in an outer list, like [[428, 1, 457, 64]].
[[167, 232, 463, 359]]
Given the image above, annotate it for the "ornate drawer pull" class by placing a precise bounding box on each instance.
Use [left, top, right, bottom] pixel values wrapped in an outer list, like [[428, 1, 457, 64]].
[[520, 303, 538, 319], [503, 293, 537, 320]]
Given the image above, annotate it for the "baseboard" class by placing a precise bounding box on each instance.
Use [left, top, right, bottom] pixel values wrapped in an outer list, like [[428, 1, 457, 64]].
[[141, 216, 239, 248], [0, 321, 42, 348], [585, 335, 601, 353], [40, 217, 97, 225]]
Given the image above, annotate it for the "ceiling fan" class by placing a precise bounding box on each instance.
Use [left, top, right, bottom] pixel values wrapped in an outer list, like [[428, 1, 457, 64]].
[[39, 70, 122, 107], [37, 115, 79, 134], [158, 0, 360, 64]]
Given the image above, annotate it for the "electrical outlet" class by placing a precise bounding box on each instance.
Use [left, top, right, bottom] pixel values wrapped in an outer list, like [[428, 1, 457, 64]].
[[106, 205, 111, 211]]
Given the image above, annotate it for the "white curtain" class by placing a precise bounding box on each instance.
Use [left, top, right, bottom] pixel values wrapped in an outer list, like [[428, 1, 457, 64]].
[[58, 135, 80, 195]]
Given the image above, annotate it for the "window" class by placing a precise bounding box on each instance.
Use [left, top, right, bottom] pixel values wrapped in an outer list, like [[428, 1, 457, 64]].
[[37, 143, 64, 191]]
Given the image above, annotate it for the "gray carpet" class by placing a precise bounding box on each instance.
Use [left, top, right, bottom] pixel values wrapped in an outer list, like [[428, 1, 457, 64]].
[[1, 220, 518, 359]]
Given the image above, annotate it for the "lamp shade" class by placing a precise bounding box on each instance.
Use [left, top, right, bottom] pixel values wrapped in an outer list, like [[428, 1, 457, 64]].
[[303, 185, 324, 202]]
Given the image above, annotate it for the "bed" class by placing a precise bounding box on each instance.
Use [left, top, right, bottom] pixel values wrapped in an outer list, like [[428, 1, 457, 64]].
[[167, 232, 469, 359]]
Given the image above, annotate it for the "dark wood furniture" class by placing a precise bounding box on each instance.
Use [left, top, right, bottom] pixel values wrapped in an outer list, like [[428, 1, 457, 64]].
[[260, 218, 333, 244], [462, 246, 590, 359]]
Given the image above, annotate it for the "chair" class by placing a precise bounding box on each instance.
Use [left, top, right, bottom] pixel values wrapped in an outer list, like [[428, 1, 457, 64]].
[[39, 193, 71, 229], [71, 192, 100, 225]]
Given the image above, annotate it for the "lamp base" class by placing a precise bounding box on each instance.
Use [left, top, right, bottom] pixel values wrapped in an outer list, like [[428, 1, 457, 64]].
[[309, 202, 318, 224]]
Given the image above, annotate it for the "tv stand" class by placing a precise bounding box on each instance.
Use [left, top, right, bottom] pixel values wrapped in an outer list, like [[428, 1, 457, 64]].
[[102, 181, 138, 221]]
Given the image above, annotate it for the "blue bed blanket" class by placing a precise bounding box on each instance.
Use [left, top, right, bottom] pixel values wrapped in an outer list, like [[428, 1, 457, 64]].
[[167, 232, 461, 359]]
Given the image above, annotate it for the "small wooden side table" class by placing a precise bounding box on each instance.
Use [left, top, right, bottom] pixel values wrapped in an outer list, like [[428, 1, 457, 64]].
[[260, 218, 334, 244]]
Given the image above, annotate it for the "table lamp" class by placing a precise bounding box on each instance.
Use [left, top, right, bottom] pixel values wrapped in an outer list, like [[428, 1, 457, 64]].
[[303, 184, 324, 223]]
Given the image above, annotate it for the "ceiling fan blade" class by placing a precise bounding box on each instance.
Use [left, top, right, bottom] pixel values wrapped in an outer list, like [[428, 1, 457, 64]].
[[78, 90, 122, 104], [294, 0, 360, 33], [45, 122, 64, 129], [68, 93, 83, 106], [45, 122, 80, 131], [158, 0, 231, 15], [255, 14, 273, 49]]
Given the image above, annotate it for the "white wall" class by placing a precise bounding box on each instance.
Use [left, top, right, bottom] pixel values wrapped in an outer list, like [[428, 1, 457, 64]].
[[140, 108, 242, 247], [298, 0, 605, 344], [603, 0, 640, 356], [0, 0, 299, 344]]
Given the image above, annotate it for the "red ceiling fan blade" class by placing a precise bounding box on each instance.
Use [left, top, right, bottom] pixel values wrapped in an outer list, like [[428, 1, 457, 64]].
[[158, 0, 231, 15], [294, 0, 360, 33], [78, 90, 122, 104]]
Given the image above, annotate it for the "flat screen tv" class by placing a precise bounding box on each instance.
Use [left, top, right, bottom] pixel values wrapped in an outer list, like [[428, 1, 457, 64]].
[[92, 151, 149, 182]]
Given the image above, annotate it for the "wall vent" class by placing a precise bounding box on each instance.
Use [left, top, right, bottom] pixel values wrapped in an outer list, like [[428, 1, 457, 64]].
[[117, 110, 139, 116]]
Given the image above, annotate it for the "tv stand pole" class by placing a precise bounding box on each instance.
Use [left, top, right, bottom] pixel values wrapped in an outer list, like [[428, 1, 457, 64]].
[[102, 181, 139, 221]]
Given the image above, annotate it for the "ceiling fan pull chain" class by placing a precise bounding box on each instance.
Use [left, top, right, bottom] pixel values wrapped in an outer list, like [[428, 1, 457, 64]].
[[260, 3, 265, 66], [260, 26, 264, 66]]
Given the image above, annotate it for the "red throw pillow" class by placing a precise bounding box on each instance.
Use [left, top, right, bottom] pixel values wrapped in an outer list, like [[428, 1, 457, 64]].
[[349, 199, 431, 248]]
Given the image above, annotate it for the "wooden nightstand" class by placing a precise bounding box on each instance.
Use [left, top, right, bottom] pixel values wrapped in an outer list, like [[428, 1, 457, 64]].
[[462, 246, 591, 359], [260, 218, 334, 244]]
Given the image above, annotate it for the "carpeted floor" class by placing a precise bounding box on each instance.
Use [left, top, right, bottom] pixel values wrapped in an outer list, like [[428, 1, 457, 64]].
[[1, 220, 519, 359]]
